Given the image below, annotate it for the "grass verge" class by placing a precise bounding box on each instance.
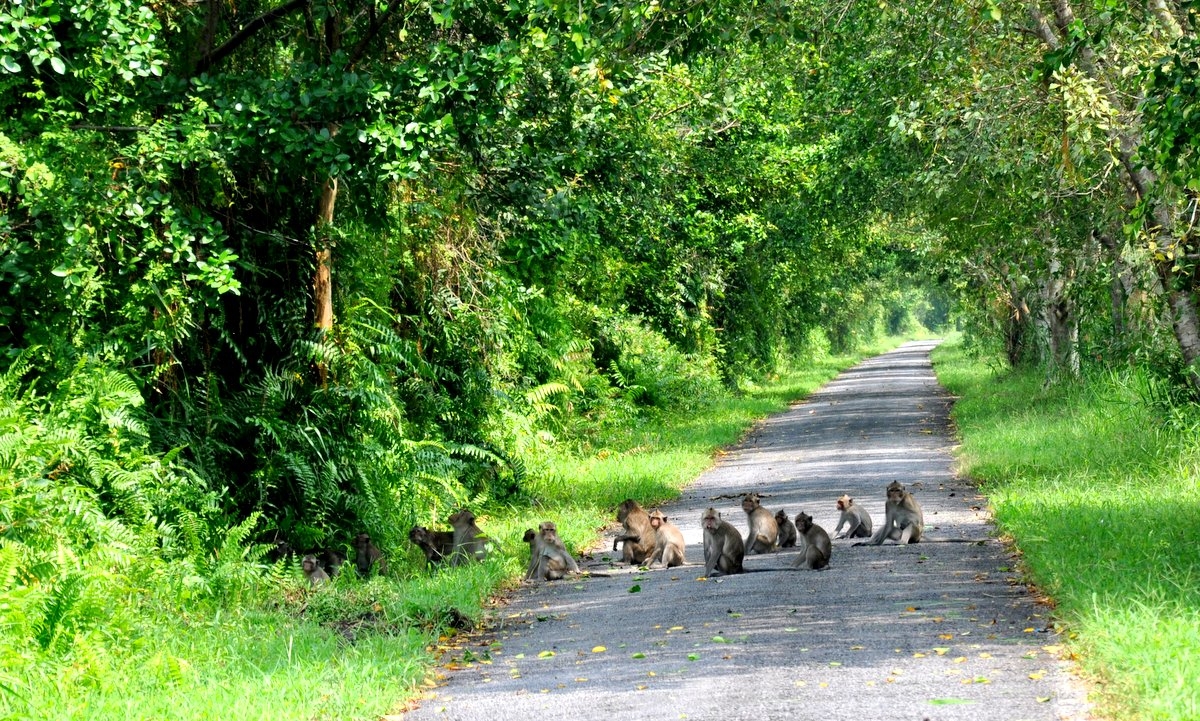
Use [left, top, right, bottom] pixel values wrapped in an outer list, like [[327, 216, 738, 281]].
[[931, 338, 1200, 721], [7, 335, 918, 721]]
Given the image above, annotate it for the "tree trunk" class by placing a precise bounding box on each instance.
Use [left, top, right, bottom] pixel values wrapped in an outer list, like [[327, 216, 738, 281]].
[[1028, 1, 1200, 388], [314, 174, 337, 334]]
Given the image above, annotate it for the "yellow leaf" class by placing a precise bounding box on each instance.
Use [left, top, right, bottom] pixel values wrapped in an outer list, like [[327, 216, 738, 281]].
[[913, 652, 926, 658], [819, 682, 829, 688], [1023, 627, 1035, 633], [953, 657, 967, 663], [933, 647, 949, 656], [939, 634, 954, 640], [850, 645, 865, 650], [1029, 670, 1047, 680], [1041, 645, 1063, 655], [592, 646, 607, 653], [1037, 696, 1052, 703], [538, 651, 555, 658], [635, 684, 647, 691], [575, 677, 588, 683], [978, 652, 992, 659], [669, 626, 685, 631]]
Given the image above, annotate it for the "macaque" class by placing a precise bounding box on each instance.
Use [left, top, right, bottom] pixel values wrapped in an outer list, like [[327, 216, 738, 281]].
[[775, 510, 798, 548], [526, 521, 580, 581], [353, 533, 388, 576], [791, 512, 832, 570], [302, 554, 330, 586], [612, 499, 657, 565], [409, 525, 455, 567], [646, 509, 686, 568], [318, 548, 345, 577], [834, 494, 874, 539], [741, 492, 779, 554], [861, 481, 923, 545], [449, 508, 488, 564], [701, 508, 745, 577]]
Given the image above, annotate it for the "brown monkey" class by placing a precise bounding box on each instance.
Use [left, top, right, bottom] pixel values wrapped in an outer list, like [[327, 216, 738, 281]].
[[861, 481, 923, 545], [302, 554, 330, 586], [791, 512, 832, 570], [409, 525, 455, 567], [775, 510, 798, 548], [741, 492, 779, 554], [646, 509, 686, 568], [833, 494, 874, 539], [449, 508, 488, 564], [612, 499, 657, 565], [701, 508, 745, 577], [353, 533, 388, 576], [318, 548, 345, 577], [527, 521, 580, 581]]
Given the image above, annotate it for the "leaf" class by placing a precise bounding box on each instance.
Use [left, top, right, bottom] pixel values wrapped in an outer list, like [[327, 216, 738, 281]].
[[631, 653, 646, 659], [592, 646, 606, 653], [929, 698, 975, 705], [933, 647, 949, 655], [538, 651, 555, 658], [628, 584, 641, 593], [687, 654, 699, 661], [1028, 670, 1046, 680], [1, 55, 19, 73], [711, 636, 728, 643], [50, 56, 66, 74]]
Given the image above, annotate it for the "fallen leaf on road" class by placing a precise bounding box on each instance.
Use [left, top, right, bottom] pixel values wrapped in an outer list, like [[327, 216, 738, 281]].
[[592, 646, 606, 653]]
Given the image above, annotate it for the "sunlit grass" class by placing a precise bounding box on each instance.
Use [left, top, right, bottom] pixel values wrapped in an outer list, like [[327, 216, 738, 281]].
[[932, 339, 1200, 721]]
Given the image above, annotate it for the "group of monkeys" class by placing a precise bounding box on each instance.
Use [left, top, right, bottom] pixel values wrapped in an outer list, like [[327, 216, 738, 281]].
[[301, 509, 490, 586], [526, 479, 925, 582], [697, 480, 924, 576], [301, 480, 925, 586]]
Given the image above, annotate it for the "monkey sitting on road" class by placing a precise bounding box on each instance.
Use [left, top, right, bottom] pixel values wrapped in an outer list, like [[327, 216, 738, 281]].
[[858, 481, 923, 545], [791, 512, 831, 570], [525, 522, 580, 581], [833, 494, 873, 539], [646, 509, 686, 568], [775, 510, 798, 548], [741, 492, 779, 554], [701, 508, 744, 577], [613, 499, 657, 565]]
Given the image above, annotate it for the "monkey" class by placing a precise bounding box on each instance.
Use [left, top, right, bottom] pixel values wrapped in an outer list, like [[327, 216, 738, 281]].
[[859, 481, 924, 545], [775, 509, 798, 548], [646, 509, 686, 568], [302, 554, 330, 586], [833, 494, 874, 539], [791, 512, 832, 570], [741, 492, 779, 554], [409, 525, 455, 567], [612, 499, 657, 565], [317, 548, 345, 577], [448, 508, 488, 564], [526, 521, 580, 581], [353, 533, 388, 576], [701, 508, 745, 577]]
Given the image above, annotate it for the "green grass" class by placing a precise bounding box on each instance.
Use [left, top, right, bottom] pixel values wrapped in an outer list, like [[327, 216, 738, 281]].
[[931, 338, 1200, 721], [4, 335, 914, 721]]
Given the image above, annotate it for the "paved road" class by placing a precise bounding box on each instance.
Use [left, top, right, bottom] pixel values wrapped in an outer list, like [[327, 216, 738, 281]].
[[401, 341, 1094, 721]]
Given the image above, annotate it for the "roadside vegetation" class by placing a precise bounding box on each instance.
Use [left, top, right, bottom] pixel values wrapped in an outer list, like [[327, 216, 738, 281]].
[[2, 333, 915, 720], [933, 338, 1200, 721]]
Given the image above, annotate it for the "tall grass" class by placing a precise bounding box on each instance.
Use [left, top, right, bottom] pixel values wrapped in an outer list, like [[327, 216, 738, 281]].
[[931, 338, 1200, 721]]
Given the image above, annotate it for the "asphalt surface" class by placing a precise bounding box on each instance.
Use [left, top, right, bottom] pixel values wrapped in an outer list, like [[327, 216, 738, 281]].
[[399, 341, 1094, 721]]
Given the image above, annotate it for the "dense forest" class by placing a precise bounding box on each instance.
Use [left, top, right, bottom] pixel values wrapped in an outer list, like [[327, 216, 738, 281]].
[[2, 0, 1199, 717]]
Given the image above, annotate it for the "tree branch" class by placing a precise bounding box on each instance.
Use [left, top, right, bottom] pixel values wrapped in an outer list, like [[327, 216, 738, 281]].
[[194, 0, 308, 75]]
